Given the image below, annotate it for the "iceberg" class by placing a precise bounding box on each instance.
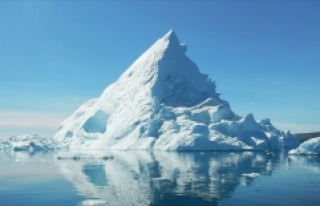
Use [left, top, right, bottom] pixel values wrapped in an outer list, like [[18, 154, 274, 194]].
[[289, 137, 320, 155], [54, 30, 299, 151], [2, 133, 57, 152]]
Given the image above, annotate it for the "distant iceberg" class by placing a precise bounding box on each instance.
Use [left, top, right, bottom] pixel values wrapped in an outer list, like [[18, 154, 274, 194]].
[[289, 137, 320, 155], [53, 30, 300, 151], [1, 134, 57, 152]]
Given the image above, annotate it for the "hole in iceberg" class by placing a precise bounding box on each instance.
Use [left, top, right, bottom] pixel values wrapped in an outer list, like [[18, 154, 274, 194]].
[[83, 110, 108, 133]]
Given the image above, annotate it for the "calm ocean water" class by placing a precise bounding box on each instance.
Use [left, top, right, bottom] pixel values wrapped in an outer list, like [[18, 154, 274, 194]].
[[0, 150, 319, 206]]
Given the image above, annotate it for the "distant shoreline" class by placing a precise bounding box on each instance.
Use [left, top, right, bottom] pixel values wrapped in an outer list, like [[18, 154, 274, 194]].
[[295, 132, 320, 142]]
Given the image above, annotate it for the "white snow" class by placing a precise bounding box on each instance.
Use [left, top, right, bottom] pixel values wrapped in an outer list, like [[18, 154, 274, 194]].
[[289, 137, 320, 155], [53, 30, 300, 151], [2, 134, 57, 152]]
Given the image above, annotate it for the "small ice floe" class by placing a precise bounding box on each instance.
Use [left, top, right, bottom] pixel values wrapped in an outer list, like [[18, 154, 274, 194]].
[[289, 137, 320, 155], [242, 173, 260, 178], [82, 199, 107, 206]]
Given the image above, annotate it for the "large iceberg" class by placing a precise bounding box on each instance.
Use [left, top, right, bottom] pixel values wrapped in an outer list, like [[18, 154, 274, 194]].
[[54, 30, 299, 151]]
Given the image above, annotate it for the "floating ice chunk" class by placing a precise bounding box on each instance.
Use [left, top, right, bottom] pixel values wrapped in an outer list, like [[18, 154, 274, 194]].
[[289, 137, 320, 155], [5, 134, 57, 152], [242, 173, 260, 178]]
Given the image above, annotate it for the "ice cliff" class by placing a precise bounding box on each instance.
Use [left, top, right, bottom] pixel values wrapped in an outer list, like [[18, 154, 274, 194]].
[[54, 30, 299, 151]]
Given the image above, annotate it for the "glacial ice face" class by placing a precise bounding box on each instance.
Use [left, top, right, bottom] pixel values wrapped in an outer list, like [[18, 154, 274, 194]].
[[54, 30, 299, 151]]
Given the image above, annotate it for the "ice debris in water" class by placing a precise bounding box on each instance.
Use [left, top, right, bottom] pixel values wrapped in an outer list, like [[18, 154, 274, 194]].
[[242, 173, 260, 178]]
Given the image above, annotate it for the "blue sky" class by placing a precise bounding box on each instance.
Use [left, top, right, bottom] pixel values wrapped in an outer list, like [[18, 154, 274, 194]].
[[0, 0, 319, 139]]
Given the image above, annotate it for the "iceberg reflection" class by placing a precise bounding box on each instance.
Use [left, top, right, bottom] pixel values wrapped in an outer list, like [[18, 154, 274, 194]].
[[1, 150, 320, 205], [55, 151, 286, 205], [82, 164, 108, 186]]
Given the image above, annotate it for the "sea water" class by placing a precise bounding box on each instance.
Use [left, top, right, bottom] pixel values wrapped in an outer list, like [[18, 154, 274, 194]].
[[0, 150, 319, 206]]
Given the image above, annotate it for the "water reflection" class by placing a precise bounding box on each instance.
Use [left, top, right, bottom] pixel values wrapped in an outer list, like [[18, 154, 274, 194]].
[[82, 165, 108, 186], [1, 150, 320, 205], [288, 154, 320, 174], [55, 151, 284, 205]]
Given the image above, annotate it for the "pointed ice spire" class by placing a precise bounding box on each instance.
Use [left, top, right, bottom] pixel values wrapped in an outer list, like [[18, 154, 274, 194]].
[[158, 29, 187, 54], [163, 29, 179, 42]]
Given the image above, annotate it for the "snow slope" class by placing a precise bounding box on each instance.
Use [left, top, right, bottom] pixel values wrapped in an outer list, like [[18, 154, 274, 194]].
[[54, 30, 299, 151]]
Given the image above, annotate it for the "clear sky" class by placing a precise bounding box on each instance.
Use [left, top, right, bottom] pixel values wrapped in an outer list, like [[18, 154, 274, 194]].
[[0, 0, 319, 139]]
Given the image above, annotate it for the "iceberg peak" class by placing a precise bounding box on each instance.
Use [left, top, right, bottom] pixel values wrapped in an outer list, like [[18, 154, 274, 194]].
[[163, 29, 178, 41], [151, 29, 186, 57]]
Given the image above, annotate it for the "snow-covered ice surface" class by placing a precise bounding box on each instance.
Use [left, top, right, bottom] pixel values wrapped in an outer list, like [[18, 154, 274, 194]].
[[0, 134, 57, 152], [54, 30, 299, 151], [289, 137, 320, 155]]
